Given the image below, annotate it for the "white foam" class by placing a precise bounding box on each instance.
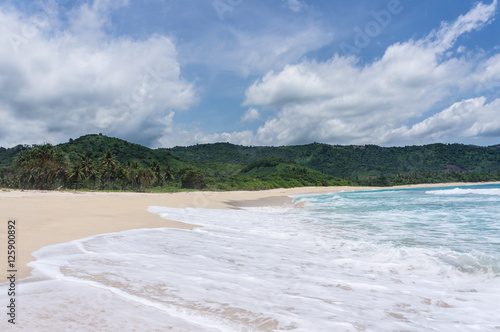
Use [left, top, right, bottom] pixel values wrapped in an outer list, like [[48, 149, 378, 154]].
[[0, 278, 222, 331], [2, 201, 498, 331], [425, 187, 500, 196]]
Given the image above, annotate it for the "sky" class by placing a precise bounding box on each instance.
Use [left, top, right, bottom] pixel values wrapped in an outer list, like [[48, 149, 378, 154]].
[[0, 0, 499, 148]]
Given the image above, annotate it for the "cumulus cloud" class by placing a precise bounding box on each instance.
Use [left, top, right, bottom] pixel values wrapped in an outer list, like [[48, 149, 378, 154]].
[[1, 0, 498, 149], [471, 53, 500, 97], [240, 0, 499, 146], [0, 1, 196, 148], [158, 128, 254, 147], [241, 108, 260, 122], [387, 97, 500, 143]]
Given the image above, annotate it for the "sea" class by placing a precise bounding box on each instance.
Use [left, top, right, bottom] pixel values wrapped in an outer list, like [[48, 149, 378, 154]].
[[2, 184, 500, 331]]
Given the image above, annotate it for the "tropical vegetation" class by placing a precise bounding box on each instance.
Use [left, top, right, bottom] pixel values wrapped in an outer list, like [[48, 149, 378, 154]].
[[0, 134, 499, 192]]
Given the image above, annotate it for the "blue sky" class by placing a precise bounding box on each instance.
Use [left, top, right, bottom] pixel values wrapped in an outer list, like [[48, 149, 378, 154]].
[[0, 0, 499, 148]]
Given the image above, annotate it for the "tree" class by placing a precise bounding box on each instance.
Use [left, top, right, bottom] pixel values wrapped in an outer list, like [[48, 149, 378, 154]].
[[114, 166, 130, 190], [68, 163, 85, 190], [180, 168, 207, 189], [164, 165, 175, 183], [14, 144, 68, 190], [69, 155, 96, 190], [150, 161, 162, 187], [99, 150, 117, 190], [138, 168, 155, 190], [79, 156, 97, 189]]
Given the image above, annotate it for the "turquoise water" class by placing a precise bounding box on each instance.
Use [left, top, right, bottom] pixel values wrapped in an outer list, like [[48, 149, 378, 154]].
[[295, 184, 500, 268], [2, 184, 499, 331]]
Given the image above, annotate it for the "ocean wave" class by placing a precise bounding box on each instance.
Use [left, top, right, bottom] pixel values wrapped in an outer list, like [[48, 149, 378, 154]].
[[425, 188, 500, 196]]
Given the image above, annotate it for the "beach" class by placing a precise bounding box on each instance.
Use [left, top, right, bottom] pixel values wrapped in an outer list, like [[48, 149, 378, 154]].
[[2, 182, 500, 331], [0, 186, 347, 280], [0, 182, 494, 280], [0, 183, 500, 332]]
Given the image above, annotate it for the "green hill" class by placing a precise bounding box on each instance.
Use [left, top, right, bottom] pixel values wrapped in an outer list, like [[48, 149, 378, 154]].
[[167, 142, 500, 179], [219, 156, 348, 190], [1, 134, 499, 191], [60, 134, 187, 170]]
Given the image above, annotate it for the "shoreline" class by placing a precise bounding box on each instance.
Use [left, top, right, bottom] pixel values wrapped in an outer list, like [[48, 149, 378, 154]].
[[1, 181, 498, 279]]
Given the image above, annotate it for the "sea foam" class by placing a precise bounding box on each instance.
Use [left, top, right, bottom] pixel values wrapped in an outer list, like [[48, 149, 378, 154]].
[[1, 185, 500, 331], [425, 187, 500, 196]]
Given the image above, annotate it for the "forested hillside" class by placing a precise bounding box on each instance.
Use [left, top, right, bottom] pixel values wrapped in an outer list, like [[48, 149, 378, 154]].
[[0, 134, 499, 191], [168, 142, 500, 178]]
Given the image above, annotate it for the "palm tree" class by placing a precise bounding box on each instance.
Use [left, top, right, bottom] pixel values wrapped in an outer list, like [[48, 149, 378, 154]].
[[68, 163, 85, 190], [80, 156, 97, 189], [14, 149, 35, 189], [164, 165, 175, 183], [150, 161, 162, 187], [99, 150, 117, 190], [111, 166, 126, 190], [128, 167, 140, 190], [68, 155, 95, 190], [138, 168, 155, 190], [14, 144, 68, 190]]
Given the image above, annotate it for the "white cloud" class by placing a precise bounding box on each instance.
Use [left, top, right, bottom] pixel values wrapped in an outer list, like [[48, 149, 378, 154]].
[[158, 129, 254, 147], [387, 97, 500, 143], [471, 53, 500, 97], [241, 108, 260, 122], [282, 0, 308, 13], [1, 1, 498, 149], [196, 25, 333, 76], [239, 0, 499, 146], [179, 7, 333, 76], [0, 2, 196, 148], [427, 0, 497, 53]]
